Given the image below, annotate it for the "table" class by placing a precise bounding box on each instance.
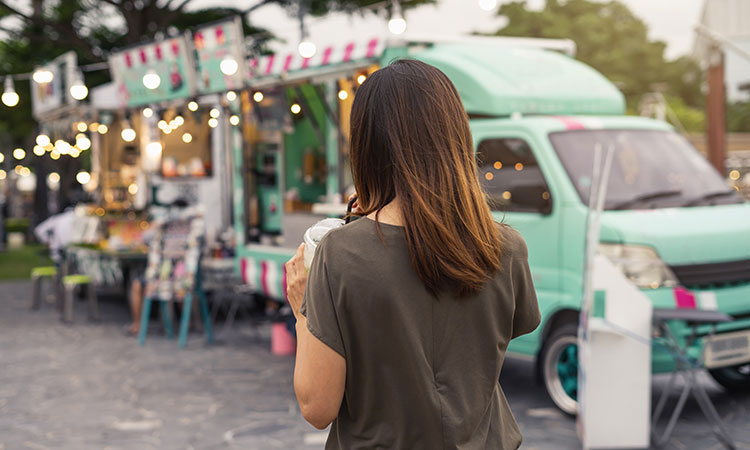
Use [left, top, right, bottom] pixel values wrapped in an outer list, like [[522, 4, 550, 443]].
[[65, 245, 148, 298], [651, 308, 737, 449]]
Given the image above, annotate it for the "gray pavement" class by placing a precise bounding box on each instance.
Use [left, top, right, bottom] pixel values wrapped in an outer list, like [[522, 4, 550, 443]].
[[1, 280, 749, 449]]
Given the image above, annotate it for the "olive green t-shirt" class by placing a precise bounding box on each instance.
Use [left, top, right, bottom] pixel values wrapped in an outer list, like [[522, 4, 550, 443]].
[[300, 217, 540, 450]]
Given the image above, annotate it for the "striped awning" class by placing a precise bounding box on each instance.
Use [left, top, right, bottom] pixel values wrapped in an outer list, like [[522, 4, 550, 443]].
[[247, 37, 384, 84]]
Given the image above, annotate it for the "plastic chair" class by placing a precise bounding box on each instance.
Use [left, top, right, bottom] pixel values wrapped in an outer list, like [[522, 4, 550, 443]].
[[30, 266, 60, 311], [61, 274, 99, 323]]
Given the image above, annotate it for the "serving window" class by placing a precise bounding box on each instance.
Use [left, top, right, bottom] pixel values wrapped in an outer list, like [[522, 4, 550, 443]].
[[160, 110, 212, 178]]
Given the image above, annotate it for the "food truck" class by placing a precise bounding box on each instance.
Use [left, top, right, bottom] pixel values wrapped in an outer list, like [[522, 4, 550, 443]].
[[234, 35, 750, 414]]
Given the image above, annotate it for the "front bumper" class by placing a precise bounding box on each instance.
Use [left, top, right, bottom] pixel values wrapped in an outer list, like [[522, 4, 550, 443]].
[[644, 283, 750, 373]]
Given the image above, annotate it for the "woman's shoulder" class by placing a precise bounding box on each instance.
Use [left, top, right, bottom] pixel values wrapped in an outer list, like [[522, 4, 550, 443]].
[[495, 222, 528, 259]]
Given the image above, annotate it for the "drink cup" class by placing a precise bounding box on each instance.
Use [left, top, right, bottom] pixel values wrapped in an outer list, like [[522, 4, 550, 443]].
[[303, 218, 344, 270]]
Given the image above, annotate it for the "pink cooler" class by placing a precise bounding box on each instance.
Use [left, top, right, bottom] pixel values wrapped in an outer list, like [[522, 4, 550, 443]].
[[271, 322, 296, 355]]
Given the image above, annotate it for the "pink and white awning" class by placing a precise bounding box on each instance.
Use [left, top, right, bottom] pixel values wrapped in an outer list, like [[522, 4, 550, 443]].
[[247, 37, 384, 81]]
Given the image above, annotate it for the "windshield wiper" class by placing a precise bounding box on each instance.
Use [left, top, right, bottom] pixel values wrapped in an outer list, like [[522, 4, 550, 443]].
[[610, 189, 683, 210], [682, 189, 739, 207]]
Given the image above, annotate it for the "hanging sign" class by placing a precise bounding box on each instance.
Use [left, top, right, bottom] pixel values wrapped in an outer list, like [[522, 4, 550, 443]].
[[31, 51, 78, 120], [108, 36, 196, 108], [192, 17, 246, 94]]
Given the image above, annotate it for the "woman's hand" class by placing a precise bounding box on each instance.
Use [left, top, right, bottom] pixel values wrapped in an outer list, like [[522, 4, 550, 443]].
[[348, 193, 361, 214], [285, 243, 307, 319]]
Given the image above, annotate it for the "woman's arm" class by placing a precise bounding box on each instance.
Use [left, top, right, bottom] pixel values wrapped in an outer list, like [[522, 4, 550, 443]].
[[286, 244, 346, 430]]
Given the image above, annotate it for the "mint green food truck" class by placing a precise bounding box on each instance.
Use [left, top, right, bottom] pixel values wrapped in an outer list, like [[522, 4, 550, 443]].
[[234, 36, 750, 415]]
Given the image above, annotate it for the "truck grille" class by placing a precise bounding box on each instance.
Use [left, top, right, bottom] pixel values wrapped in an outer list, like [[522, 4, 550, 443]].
[[669, 259, 750, 288]]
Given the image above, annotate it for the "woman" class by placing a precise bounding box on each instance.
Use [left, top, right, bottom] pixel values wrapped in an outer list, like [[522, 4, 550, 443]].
[[285, 59, 540, 449]]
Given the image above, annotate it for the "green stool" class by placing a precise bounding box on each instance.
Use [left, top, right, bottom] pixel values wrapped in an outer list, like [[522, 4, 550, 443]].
[[62, 274, 98, 323], [30, 266, 59, 311]]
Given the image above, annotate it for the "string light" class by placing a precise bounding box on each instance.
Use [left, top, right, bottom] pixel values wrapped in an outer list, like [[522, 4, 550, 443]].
[[2, 78, 19, 107], [76, 122, 88, 132], [89, 123, 100, 132], [188, 101, 199, 112], [158, 120, 168, 129], [70, 148, 80, 158], [298, 40, 317, 59], [0, 153, 3, 163], [19, 166, 31, 177], [208, 118, 219, 128], [55, 140, 71, 155], [229, 115, 240, 126], [182, 132, 193, 143], [121, 121, 136, 142], [50, 151, 60, 160], [357, 74, 367, 85], [210, 108, 221, 118], [253, 91, 264, 103], [69, 70, 88, 101], [0, 169, 5, 180], [291, 104, 301, 114], [32, 69, 54, 84], [98, 124, 108, 134], [226, 91, 237, 102], [143, 107, 154, 118], [128, 183, 138, 195], [174, 115, 184, 126], [146, 142, 162, 158], [338, 90, 349, 101], [142, 70, 161, 90], [388, 0, 407, 35], [220, 56, 239, 76], [36, 135, 51, 146], [33, 145, 45, 156], [76, 171, 91, 185], [13, 148, 25, 160], [76, 135, 91, 150]]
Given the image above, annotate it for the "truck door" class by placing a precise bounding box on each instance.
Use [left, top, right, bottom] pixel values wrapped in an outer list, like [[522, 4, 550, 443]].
[[474, 131, 561, 355]]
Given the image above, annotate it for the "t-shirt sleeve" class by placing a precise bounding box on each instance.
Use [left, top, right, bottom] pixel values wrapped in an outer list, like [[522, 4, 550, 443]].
[[510, 232, 541, 339], [299, 239, 347, 358]]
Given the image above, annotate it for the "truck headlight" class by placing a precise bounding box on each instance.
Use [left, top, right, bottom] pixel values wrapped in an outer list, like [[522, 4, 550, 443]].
[[598, 243, 678, 289]]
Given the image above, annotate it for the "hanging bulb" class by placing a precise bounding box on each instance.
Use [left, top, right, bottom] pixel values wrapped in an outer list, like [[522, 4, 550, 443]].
[[2, 78, 19, 107], [32, 68, 54, 84], [121, 120, 136, 142], [188, 101, 199, 112], [143, 70, 161, 90], [70, 71, 88, 101], [388, 0, 407, 35], [298, 40, 317, 59], [142, 107, 154, 118], [220, 57, 239, 76]]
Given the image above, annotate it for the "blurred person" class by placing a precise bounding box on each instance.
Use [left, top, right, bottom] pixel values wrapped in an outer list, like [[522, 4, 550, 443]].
[[34, 201, 76, 263], [285, 60, 540, 449]]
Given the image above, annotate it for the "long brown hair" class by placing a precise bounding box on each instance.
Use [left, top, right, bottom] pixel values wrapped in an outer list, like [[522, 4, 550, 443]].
[[350, 59, 504, 297]]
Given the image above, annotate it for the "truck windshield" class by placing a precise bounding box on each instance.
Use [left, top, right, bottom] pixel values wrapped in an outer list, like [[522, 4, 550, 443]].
[[549, 129, 744, 210]]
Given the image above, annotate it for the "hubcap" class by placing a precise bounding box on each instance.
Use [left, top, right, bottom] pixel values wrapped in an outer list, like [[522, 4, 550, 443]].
[[544, 334, 579, 415]]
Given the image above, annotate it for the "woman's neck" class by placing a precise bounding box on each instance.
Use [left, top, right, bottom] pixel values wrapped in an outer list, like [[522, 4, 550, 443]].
[[366, 198, 404, 227]]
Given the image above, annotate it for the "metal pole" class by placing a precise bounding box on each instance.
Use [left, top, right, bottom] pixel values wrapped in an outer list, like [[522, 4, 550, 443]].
[[707, 46, 726, 175]]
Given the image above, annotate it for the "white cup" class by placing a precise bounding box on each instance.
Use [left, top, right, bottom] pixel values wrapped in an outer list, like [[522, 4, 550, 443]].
[[303, 218, 345, 270]]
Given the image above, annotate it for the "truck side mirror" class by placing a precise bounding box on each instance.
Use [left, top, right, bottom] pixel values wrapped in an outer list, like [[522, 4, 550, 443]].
[[509, 184, 553, 215]]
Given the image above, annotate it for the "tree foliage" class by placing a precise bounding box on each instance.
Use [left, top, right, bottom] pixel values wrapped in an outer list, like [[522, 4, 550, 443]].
[[492, 0, 704, 113]]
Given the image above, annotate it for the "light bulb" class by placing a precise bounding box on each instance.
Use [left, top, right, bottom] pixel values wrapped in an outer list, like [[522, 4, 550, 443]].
[[210, 108, 221, 118], [253, 91, 264, 103], [188, 101, 199, 111], [70, 77, 88, 101], [76, 122, 88, 132], [182, 132, 193, 143], [174, 115, 184, 126], [298, 40, 317, 59], [32, 69, 54, 84], [208, 118, 219, 128], [13, 148, 25, 160], [121, 127, 136, 143], [76, 171, 91, 185], [338, 90, 349, 101], [2, 78, 19, 107], [142, 107, 154, 118], [478, 0, 498, 11], [220, 57, 239, 76], [76, 136, 91, 151], [142, 71, 161, 90], [98, 124, 108, 134], [226, 91, 237, 102], [33, 145, 45, 156], [48, 172, 60, 183], [229, 115, 240, 126], [357, 74, 367, 85], [146, 142, 162, 158], [388, 16, 407, 35], [291, 104, 301, 114], [36, 134, 51, 147], [0, 153, 3, 163]]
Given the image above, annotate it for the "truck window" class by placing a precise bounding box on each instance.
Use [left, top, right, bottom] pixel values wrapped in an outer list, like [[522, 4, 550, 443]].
[[476, 138, 552, 214]]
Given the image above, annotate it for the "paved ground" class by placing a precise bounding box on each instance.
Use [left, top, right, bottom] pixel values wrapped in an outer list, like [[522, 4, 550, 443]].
[[1, 280, 749, 450]]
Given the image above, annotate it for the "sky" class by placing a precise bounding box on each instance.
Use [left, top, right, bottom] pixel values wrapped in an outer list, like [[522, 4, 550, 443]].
[[192, 0, 706, 60]]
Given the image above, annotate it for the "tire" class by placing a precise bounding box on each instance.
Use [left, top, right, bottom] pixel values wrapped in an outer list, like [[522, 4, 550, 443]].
[[539, 323, 579, 415], [709, 362, 750, 392]]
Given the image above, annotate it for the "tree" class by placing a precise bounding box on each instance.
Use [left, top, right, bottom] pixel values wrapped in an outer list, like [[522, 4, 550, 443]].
[[491, 0, 704, 116]]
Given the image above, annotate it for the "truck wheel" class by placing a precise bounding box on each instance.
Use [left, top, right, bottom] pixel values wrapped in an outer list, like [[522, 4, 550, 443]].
[[540, 324, 579, 415], [709, 363, 750, 392]]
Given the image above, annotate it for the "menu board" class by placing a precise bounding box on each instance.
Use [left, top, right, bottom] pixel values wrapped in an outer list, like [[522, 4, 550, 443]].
[[108, 37, 196, 108], [192, 17, 246, 94]]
